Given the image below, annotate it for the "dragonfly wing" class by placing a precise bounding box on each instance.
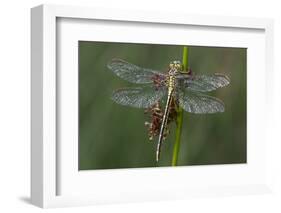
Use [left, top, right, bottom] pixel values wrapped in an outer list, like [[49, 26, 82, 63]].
[[178, 73, 230, 92], [107, 58, 165, 84], [178, 88, 225, 114], [112, 85, 167, 108]]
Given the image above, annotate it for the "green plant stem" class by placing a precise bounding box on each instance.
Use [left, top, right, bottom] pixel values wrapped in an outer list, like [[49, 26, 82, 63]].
[[172, 46, 188, 166]]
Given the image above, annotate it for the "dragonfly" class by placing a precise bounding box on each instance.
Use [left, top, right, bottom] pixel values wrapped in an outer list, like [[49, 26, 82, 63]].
[[107, 58, 230, 162]]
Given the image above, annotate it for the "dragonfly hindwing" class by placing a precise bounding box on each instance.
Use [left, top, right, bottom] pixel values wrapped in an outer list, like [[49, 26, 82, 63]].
[[111, 86, 167, 108], [178, 88, 225, 114]]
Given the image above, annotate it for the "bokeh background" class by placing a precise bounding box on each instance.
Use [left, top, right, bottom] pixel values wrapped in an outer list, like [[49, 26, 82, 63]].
[[78, 41, 246, 170]]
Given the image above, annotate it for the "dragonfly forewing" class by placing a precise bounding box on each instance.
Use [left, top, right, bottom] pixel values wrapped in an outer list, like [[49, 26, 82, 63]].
[[111, 85, 167, 108], [177, 73, 230, 92], [107, 58, 165, 84]]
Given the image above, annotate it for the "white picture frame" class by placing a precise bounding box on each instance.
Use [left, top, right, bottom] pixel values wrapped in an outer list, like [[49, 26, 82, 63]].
[[31, 4, 274, 208]]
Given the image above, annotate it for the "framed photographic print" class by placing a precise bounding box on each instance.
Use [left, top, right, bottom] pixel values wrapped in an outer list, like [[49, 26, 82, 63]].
[[31, 4, 274, 208]]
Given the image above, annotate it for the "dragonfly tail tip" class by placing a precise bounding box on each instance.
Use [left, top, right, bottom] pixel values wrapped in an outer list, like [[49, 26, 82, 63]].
[[156, 151, 160, 162]]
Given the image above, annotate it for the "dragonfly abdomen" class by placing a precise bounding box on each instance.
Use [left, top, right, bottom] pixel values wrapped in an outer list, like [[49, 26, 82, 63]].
[[156, 74, 176, 161], [167, 74, 175, 93]]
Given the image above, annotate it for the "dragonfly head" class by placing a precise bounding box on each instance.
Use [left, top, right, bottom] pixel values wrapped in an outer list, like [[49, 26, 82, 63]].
[[169, 60, 183, 74]]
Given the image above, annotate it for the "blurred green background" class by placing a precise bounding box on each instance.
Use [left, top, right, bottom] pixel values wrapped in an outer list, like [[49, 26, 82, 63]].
[[78, 41, 246, 170]]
